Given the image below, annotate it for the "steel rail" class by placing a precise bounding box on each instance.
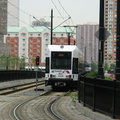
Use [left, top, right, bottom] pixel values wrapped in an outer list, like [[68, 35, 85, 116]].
[[50, 96, 65, 120], [0, 81, 45, 95]]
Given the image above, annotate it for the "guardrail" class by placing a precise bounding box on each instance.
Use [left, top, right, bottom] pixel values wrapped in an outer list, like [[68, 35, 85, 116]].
[[78, 76, 120, 119], [0, 70, 45, 82]]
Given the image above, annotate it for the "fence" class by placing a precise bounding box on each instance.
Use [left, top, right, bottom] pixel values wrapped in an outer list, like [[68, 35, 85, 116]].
[[0, 70, 45, 82], [78, 76, 120, 118]]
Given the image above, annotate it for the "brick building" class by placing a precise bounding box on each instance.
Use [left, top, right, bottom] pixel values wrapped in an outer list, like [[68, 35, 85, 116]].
[[4, 26, 76, 67]]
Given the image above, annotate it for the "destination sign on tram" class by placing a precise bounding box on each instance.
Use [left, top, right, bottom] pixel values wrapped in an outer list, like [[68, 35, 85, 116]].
[[52, 52, 71, 58]]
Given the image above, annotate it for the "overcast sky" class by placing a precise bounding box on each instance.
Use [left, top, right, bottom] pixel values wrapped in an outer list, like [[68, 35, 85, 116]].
[[19, 0, 99, 27]]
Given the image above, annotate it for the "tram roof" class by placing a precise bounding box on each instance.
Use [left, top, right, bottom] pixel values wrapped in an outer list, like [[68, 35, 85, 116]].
[[47, 45, 78, 52]]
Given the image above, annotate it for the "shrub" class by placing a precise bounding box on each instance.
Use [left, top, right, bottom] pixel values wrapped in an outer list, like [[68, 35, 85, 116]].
[[105, 77, 113, 80], [85, 72, 98, 78]]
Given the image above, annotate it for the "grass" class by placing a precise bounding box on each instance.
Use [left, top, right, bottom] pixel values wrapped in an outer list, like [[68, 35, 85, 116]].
[[66, 90, 78, 102]]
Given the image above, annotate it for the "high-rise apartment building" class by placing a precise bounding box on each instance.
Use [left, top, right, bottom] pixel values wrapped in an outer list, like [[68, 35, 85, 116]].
[[0, 0, 7, 43], [76, 24, 99, 64], [0, 0, 10, 56], [104, 0, 117, 64], [8, 0, 19, 26]]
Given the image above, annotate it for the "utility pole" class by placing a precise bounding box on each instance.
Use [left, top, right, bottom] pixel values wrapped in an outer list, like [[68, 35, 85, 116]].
[[98, 0, 104, 78], [68, 33, 71, 45], [63, 25, 77, 45], [51, 9, 53, 45], [116, 0, 120, 81]]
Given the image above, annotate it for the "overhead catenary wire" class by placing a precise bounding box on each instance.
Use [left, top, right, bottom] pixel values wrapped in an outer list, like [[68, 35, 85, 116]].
[[50, 0, 65, 21], [57, 0, 76, 34], [0, 7, 40, 33], [8, 1, 31, 16], [57, 0, 70, 17], [51, 0, 72, 27], [8, 0, 49, 27], [7, 0, 75, 35], [50, 0, 75, 36]]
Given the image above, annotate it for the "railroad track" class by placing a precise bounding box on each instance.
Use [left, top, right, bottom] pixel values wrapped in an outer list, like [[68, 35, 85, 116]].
[[0, 80, 45, 95], [13, 90, 69, 120]]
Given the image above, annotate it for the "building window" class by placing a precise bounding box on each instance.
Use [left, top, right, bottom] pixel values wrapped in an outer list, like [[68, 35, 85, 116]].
[[15, 49, 18, 52], [15, 34, 18, 36], [15, 44, 18, 47], [8, 34, 10, 36], [53, 34, 56, 36], [38, 49, 40, 52], [53, 39, 56, 42], [60, 39, 64, 42], [31, 34, 33, 36], [22, 33, 25, 37], [7, 38, 10, 41], [15, 39, 18, 41], [30, 39, 33, 41], [30, 44, 32, 47], [38, 39, 41, 42], [23, 39, 25, 42], [46, 44, 48, 47], [38, 34, 40, 36], [61, 34, 64, 36], [38, 44, 40, 47], [23, 44, 25, 47]]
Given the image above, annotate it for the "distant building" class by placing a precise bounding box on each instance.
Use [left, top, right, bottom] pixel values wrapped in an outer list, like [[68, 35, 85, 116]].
[[8, 0, 19, 26], [4, 26, 76, 67], [0, 0, 7, 43], [104, 0, 117, 64], [76, 24, 99, 64], [0, 0, 10, 56], [32, 18, 50, 27]]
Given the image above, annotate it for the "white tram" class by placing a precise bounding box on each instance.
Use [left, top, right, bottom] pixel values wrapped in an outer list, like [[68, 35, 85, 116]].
[[45, 45, 78, 89]]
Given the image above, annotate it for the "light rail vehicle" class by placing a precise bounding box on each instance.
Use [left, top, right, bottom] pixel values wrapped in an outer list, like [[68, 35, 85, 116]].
[[45, 45, 78, 90]]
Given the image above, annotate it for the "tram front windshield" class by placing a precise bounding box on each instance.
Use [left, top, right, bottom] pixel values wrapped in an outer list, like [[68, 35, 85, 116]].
[[51, 52, 71, 69]]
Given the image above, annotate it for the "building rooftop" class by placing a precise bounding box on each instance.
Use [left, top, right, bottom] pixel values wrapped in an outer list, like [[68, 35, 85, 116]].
[[7, 26, 23, 32], [7, 26, 75, 33]]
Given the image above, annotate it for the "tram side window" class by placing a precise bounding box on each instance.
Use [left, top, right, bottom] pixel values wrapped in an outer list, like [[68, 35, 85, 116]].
[[72, 58, 78, 74], [46, 57, 49, 73]]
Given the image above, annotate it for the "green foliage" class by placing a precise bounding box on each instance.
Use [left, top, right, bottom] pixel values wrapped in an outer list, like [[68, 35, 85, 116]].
[[66, 91, 71, 96], [91, 62, 98, 72], [85, 72, 98, 78], [105, 77, 113, 80], [78, 62, 84, 72], [104, 63, 110, 71], [0, 54, 26, 70], [66, 90, 78, 102]]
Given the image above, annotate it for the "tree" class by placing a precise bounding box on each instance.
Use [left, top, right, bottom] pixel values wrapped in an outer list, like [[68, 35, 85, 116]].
[[91, 61, 98, 72], [104, 63, 110, 71], [110, 63, 116, 74]]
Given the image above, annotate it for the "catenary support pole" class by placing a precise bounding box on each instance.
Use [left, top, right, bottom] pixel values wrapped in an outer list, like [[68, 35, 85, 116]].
[[68, 33, 71, 45], [51, 9, 53, 45], [98, 0, 104, 78], [116, 0, 120, 81]]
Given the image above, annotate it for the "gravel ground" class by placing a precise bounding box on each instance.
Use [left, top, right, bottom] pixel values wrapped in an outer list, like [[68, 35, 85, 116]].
[[0, 78, 117, 120]]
